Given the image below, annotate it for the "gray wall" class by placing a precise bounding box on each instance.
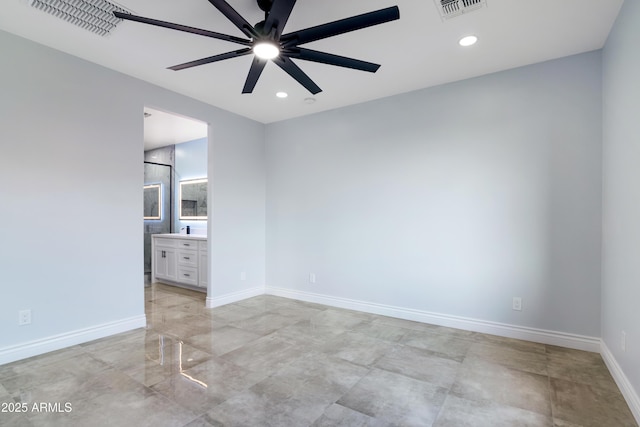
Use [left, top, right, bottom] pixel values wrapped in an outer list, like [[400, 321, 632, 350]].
[[210, 115, 266, 298], [266, 51, 603, 337], [602, 0, 640, 398], [0, 29, 265, 356]]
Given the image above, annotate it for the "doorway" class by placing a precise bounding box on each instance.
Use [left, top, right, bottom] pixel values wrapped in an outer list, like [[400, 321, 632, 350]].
[[143, 107, 208, 285]]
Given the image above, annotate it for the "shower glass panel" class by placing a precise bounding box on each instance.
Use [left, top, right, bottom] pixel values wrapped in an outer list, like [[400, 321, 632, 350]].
[[143, 162, 172, 275]]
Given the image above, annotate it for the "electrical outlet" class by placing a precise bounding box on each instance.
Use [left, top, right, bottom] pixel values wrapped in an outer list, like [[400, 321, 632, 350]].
[[512, 297, 522, 311], [240, 272, 246, 281], [309, 273, 316, 284], [622, 331, 627, 352], [19, 309, 31, 326]]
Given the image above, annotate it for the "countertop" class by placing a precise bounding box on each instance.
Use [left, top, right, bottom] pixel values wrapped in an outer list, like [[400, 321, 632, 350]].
[[152, 233, 207, 240]]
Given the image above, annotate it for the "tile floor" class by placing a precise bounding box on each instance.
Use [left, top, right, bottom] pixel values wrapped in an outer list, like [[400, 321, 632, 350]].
[[1, 284, 637, 427]]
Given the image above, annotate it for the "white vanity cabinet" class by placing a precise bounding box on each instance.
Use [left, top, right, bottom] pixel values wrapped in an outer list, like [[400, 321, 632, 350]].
[[152, 235, 207, 291]]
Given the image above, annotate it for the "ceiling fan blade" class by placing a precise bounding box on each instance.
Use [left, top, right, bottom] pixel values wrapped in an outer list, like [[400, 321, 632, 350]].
[[242, 57, 268, 93], [281, 6, 399, 47], [168, 48, 252, 71], [207, 0, 259, 39], [287, 48, 380, 73], [263, 0, 296, 39], [273, 56, 321, 94], [113, 11, 251, 46]]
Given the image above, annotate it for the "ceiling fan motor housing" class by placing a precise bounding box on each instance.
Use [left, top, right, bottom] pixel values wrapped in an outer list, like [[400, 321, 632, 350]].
[[257, 0, 273, 13]]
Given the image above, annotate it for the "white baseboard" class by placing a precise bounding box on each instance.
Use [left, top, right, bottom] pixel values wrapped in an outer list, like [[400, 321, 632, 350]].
[[0, 315, 146, 365], [265, 286, 601, 352], [206, 286, 265, 308], [601, 342, 640, 424]]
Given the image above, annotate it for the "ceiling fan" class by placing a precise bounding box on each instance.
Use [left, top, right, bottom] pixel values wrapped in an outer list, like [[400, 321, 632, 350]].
[[114, 0, 400, 95]]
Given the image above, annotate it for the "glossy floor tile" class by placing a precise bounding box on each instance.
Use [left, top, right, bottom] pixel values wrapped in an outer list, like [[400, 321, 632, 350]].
[[0, 283, 637, 427]]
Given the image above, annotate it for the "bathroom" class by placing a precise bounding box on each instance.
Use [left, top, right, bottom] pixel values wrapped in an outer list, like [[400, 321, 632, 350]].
[[142, 107, 208, 285]]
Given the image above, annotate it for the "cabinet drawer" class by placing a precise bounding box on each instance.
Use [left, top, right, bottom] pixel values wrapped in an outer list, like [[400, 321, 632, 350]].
[[176, 239, 198, 249], [177, 249, 198, 267], [177, 266, 198, 286], [154, 237, 176, 248]]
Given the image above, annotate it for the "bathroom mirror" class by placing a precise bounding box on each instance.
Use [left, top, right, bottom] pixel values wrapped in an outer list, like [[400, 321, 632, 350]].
[[180, 178, 208, 220], [143, 184, 161, 220]]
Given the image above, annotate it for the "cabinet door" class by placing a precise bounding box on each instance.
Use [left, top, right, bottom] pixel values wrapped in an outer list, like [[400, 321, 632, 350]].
[[164, 248, 177, 281], [199, 251, 208, 288], [154, 247, 177, 281], [153, 247, 167, 280]]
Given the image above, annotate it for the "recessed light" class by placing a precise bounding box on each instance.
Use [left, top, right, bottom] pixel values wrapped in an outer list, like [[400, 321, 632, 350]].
[[304, 97, 316, 104], [253, 41, 280, 60], [459, 35, 478, 47], [276, 92, 288, 98]]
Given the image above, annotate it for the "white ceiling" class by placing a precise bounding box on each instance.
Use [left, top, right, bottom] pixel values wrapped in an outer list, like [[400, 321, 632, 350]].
[[143, 107, 208, 151], [1, 0, 624, 124]]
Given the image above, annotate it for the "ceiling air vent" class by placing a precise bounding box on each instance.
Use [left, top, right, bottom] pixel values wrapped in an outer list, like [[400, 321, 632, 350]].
[[29, 0, 131, 37], [435, 0, 487, 20]]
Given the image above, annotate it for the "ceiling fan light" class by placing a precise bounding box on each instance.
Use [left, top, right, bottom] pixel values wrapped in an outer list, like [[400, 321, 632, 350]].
[[459, 35, 478, 47], [253, 42, 280, 60]]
